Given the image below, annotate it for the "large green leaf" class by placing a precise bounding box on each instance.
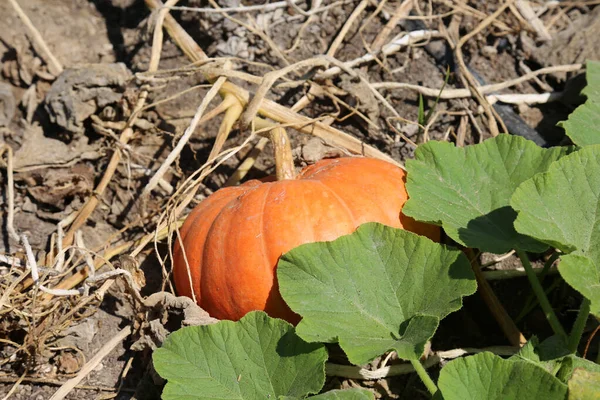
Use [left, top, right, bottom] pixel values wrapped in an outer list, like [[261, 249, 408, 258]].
[[509, 336, 600, 383], [560, 102, 600, 146], [558, 355, 600, 383], [511, 145, 600, 316], [509, 336, 565, 375], [560, 60, 600, 146], [277, 223, 476, 365], [568, 369, 600, 400], [403, 134, 570, 253], [305, 389, 375, 400], [153, 311, 327, 400], [438, 352, 567, 400], [559, 255, 600, 317], [280, 389, 375, 400], [582, 60, 600, 102]]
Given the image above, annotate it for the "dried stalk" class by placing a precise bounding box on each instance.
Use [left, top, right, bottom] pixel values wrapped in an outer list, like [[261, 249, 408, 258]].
[[239, 57, 330, 128], [48, 326, 132, 400], [326, 0, 369, 57], [0, 145, 19, 242], [370, 0, 414, 52], [7, 0, 63, 75], [466, 249, 526, 347], [224, 137, 270, 186], [317, 30, 439, 80], [61, 0, 181, 248], [207, 94, 244, 161], [454, 0, 516, 136], [145, 0, 400, 166], [142, 74, 232, 196], [515, 0, 552, 41], [372, 63, 582, 97]]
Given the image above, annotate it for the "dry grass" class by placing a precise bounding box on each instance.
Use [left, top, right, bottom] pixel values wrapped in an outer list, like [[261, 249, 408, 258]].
[[0, 0, 594, 397]]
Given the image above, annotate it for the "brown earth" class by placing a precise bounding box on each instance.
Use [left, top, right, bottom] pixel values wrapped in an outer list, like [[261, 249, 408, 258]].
[[0, 0, 598, 398]]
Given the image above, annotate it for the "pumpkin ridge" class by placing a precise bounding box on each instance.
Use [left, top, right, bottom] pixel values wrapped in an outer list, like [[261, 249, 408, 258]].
[[200, 189, 255, 315], [177, 234, 197, 302], [316, 180, 358, 227], [299, 182, 316, 244], [258, 183, 275, 299], [199, 210, 220, 313], [297, 158, 342, 179], [313, 160, 401, 224], [174, 186, 254, 302]]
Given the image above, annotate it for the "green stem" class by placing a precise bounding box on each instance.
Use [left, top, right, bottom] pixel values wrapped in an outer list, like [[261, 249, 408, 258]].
[[540, 252, 561, 281], [568, 298, 591, 353], [410, 359, 438, 396], [516, 249, 567, 340], [516, 252, 561, 322], [516, 278, 562, 324]]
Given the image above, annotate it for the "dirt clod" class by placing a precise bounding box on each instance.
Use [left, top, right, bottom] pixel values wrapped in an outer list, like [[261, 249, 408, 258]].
[[13, 125, 100, 170], [44, 63, 131, 134], [0, 82, 16, 126]]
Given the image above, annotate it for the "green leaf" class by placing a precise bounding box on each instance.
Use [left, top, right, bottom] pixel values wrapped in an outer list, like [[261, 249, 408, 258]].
[[403, 134, 571, 253], [307, 389, 375, 400], [512, 335, 571, 362], [438, 352, 568, 400], [557, 255, 600, 316], [511, 145, 600, 316], [582, 60, 600, 102], [280, 389, 375, 400], [568, 369, 600, 400], [153, 311, 328, 400], [507, 337, 600, 384], [560, 60, 600, 146], [534, 335, 572, 361], [560, 103, 600, 147], [510, 336, 564, 375], [278, 222, 476, 365], [558, 355, 600, 382]]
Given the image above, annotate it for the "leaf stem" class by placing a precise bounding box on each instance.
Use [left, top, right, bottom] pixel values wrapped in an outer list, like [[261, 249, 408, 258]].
[[410, 359, 438, 396], [516, 252, 560, 323], [516, 249, 567, 340], [516, 278, 561, 324], [568, 298, 591, 353]]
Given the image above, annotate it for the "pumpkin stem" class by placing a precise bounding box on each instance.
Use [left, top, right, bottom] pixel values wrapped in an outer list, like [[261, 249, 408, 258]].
[[255, 119, 296, 180], [269, 126, 295, 180]]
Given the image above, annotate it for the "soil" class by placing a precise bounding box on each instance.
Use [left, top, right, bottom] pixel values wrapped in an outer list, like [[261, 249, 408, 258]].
[[0, 1, 599, 399]]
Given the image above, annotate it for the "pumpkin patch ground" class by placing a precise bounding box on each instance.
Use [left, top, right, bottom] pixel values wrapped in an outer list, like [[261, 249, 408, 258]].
[[0, 1, 599, 399]]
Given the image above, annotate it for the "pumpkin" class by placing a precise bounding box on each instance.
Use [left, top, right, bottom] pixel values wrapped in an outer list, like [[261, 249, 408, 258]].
[[173, 157, 439, 324]]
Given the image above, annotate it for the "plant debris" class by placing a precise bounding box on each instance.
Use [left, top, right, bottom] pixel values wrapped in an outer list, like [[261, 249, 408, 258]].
[[0, 0, 598, 398]]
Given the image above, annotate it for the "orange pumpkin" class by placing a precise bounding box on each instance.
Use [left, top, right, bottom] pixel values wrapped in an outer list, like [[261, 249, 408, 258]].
[[173, 157, 439, 323]]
